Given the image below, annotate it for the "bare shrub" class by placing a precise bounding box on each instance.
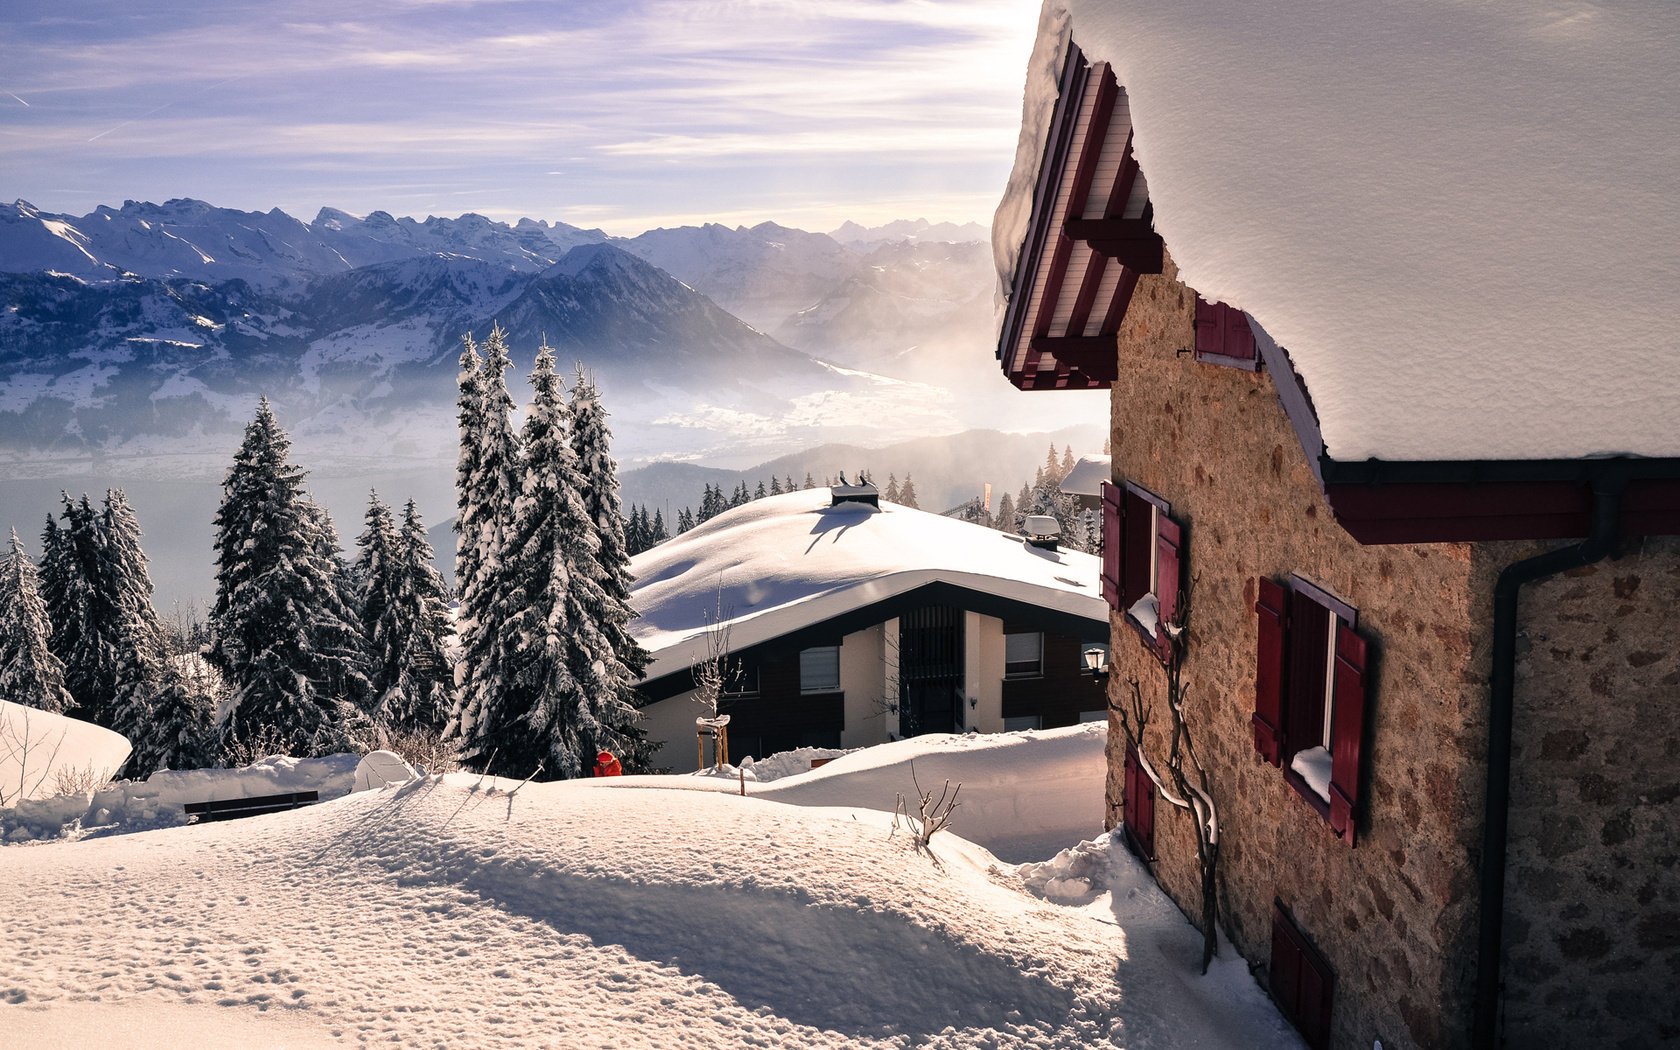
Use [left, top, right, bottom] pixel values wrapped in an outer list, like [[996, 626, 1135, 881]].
[[385, 726, 463, 775], [891, 762, 962, 860]]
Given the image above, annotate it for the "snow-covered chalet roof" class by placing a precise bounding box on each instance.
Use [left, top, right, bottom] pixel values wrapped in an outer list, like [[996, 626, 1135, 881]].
[[629, 490, 1104, 684], [1059, 454, 1112, 498], [995, 1, 1680, 463]]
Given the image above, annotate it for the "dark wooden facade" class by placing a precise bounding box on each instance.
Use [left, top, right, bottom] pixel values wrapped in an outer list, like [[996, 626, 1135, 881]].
[[999, 626, 1107, 728]]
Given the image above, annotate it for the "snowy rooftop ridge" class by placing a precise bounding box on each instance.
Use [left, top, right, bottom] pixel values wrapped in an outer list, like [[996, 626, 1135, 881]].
[[997, 1, 1680, 463], [629, 489, 1104, 683]]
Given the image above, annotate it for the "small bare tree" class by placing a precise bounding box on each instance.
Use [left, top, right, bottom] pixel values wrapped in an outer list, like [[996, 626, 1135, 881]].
[[690, 591, 739, 719], [1114, 576, 1222, 973], [891, 762, 962, 860]]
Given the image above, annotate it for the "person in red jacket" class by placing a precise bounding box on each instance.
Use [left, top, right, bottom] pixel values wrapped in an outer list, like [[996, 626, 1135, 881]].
[[592, 750, 623, 777]]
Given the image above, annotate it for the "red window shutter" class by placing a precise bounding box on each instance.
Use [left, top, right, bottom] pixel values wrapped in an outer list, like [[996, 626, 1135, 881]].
[[1328, 623, 1370, 845], [1100, 482, 1122, 611], [1193, 295, 1221, 356], [1155, 514, 1183, 651], [1253, 577, 1289, 766], [1121, 491, 1152, 611], [1193, 296, 1257, 367], [1270, 901, 1335, 1050]]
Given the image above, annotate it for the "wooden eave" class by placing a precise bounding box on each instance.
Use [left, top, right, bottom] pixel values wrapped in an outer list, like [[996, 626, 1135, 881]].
[[997, 45, 1160, 392]]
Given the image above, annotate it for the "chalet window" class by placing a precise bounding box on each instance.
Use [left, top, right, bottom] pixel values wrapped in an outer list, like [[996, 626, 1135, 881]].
[[1004, 631, 1043, 678], [1003, 715, 1042, 732], [1121, 744, 1156, 859], [1269, 900, 1334, 1050], [722, 662, 759, 698], [1253, 576, 1371, 845], [798, 646, 841, 694], [1192, 296, 1258, 371], [1100, 480, 1184, 658]]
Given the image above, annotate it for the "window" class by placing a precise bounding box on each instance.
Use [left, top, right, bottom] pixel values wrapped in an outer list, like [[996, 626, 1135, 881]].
[[1003, 715, 1042, 732], [1121, 744, 1156, 859], [1100, 480, 1183, 659], [798, 646, 841, 694], [1192, 296, 1258, 371], [1269, 900, 1334, 1050], [1003, 631, 1043, 678], [722, 661, 759, 698], [1253, 575, 1371, 844]]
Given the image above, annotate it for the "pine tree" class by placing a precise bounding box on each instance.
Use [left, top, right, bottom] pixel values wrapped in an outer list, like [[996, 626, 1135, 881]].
[[0, 529, 72, 713], [754, 480, 767, 501], [885, 473, 901, 502], [568, 366, 651, 769], [1061, 445, 1076, 479], [100, 490, 172, 770], [785, 475, 796, 493], [769, 476, 783, 496], [356, 492, 403, 727], [996, 491, 1017, 533], [650, 508, 668, 545], [44, 494, 119, 725], [448, 325, 522, 754], [468, 349, 634, 778], [209, 399, 373, 758], [131, 658, 218, 775], [733, 481, 750, 507], [898, 473, 920, 509], [803, 472, 815, 490], [677, 507, 695, 533], [385, 500, 456, 736]]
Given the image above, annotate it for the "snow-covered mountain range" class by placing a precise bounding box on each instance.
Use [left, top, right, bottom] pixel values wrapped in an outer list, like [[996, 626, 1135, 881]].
[[0, 198, 1008, 476]]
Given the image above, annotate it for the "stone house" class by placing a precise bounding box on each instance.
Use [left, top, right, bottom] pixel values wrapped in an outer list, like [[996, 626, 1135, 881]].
[[990, 5, 1680, 1049], [629, 486, 1107, 773]]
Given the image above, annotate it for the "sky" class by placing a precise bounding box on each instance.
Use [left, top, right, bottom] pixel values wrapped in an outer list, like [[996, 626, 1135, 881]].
[[0, 0, 1042, 236]]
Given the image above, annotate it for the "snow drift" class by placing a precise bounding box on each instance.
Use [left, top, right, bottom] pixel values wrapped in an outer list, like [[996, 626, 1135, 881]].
[[0, 700, 130, 806]]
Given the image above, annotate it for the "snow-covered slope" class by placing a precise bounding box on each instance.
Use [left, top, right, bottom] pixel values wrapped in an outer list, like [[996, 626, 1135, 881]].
[[629, 490, 1104, 682], [0, 701, 131, 806], [997, 1, 1680, 462], [0, 728, 1301, 1048]]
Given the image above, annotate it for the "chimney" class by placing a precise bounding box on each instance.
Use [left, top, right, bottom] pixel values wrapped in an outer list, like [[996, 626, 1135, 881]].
[[1022, 514, 1060, 551], [830, 480, 880, 508]]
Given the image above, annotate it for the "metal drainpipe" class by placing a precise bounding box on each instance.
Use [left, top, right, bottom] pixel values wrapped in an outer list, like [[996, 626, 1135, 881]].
[[1472, 468, 1627, 1048]]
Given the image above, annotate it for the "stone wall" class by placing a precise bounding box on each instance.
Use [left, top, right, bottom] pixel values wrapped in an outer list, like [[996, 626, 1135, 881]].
[[1480, 535, 1680, 1048], [1103, 260, 1485, 1048]]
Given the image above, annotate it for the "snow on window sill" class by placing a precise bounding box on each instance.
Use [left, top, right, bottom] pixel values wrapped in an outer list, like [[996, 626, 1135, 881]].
[[1290, 746, 1333, 803], [1125, 593, 1160, 644]]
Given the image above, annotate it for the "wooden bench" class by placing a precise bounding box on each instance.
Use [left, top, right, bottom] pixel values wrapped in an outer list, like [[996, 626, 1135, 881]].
[[183, 790, 320, 824]]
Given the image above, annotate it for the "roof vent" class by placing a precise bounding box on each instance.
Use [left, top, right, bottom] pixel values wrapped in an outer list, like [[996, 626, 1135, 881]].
[[1022, 514, 1060, 551], [830, 477, 879, 508]]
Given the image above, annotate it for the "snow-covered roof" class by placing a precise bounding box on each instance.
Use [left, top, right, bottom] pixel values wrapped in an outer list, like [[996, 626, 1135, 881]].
[[1059, 454, 1111, 497], [995, 1, 1680, 463], [629, 490, 1105, 683]]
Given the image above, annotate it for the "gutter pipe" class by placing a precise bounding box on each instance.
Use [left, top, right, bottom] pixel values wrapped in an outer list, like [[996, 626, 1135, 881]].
[[1472, 467, 1628, 1048]]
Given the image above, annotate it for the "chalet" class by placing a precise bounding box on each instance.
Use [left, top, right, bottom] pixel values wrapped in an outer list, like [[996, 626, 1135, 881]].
[[629, 486, 1109, 772], [992, 4, 1680, 1049]]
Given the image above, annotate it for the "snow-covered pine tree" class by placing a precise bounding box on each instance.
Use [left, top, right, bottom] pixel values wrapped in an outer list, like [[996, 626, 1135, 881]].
[[447, 325, 523, 756], [754, 480, 767, 501], [733, 481, 750, 507], [210, 399, 373, 758], [471, 349, 625, 778], [1061, 445, 1076, 479], [100, 490, 174, 770], [44, 494, 118, 725], [769, 476, 783, 496], [130, 658, 218, 776], [898, 474, 920, 509], [356, 492, 403, 726], [885, 473, 901, 502], [803, 472, 815, 490], [385, 500, 455, 736], [996, 491, 1018, 534], [0, 529, 72, 713], [649, 508, 668, 545], [677, 507, 695, 533], [568, 366, 652, 768]]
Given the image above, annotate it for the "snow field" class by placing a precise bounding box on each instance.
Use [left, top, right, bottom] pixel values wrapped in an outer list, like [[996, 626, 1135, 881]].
[[0, 727, 1301, 1047]]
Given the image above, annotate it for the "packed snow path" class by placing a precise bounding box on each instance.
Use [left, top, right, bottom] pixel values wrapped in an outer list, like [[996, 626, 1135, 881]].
[[0, 731, 1299, 1048]]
